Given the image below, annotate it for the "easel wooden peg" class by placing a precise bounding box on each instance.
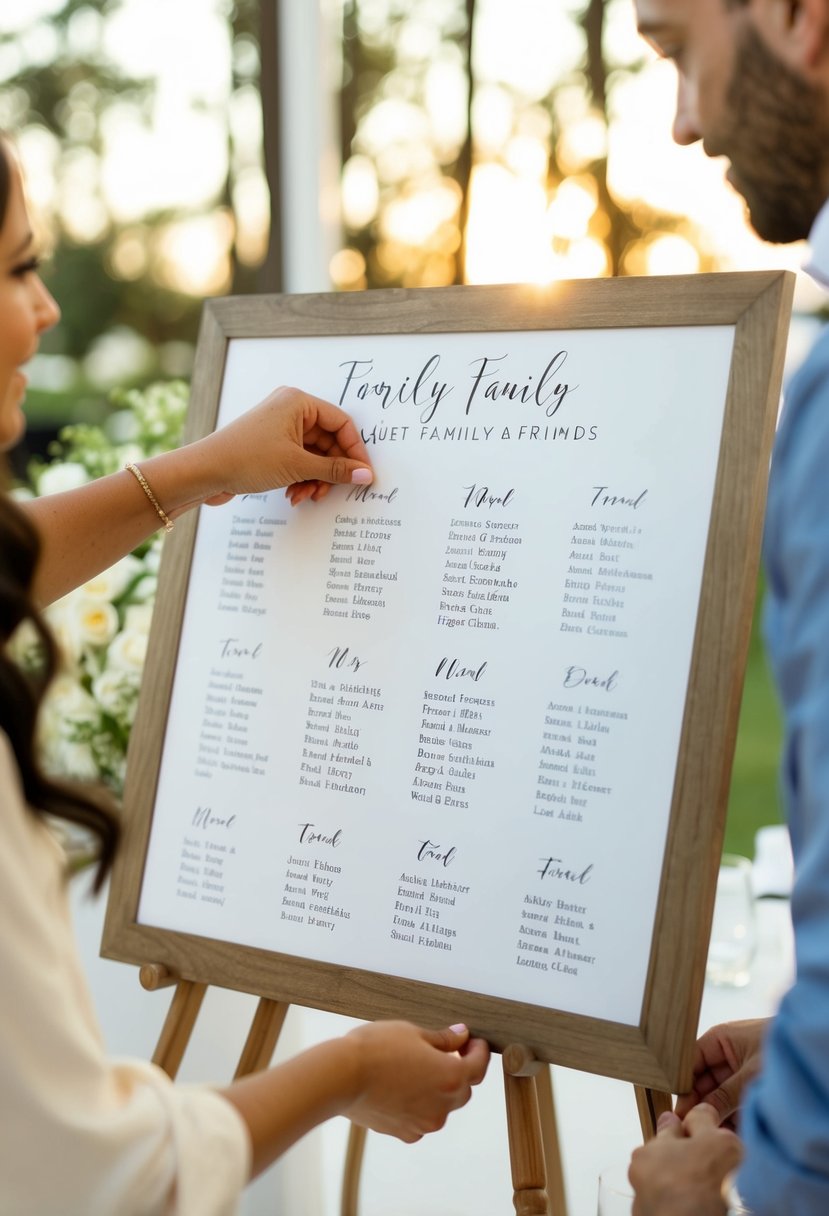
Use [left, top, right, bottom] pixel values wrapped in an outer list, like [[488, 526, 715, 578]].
[[139, 962, 177, 991], [503, 1044, 567, 1216]]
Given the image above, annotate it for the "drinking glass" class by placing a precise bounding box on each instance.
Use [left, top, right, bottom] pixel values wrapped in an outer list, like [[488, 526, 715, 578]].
[[597, 1164, 634, 1215], [706, 853, 756, 987]]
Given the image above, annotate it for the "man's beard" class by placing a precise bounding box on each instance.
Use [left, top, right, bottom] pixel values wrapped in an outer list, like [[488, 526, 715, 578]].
[[722, 25, 829, 243]]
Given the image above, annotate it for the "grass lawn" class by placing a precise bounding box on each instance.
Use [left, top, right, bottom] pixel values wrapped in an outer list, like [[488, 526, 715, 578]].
[[723, 580, 784, 858]]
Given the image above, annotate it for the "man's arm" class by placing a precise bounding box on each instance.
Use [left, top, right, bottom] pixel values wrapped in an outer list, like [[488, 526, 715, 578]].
[[737, 329, 829, 1215]]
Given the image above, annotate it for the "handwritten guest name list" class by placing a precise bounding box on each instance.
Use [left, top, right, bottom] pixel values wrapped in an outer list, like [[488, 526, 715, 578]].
[[138, 326, 734, 1024]]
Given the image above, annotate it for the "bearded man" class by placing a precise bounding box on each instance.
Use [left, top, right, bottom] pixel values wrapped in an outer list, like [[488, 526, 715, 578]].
[[628, 2, 829, 1214]]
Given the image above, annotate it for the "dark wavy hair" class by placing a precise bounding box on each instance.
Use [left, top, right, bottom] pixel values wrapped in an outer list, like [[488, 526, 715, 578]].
[[0, 136, 119, 891]]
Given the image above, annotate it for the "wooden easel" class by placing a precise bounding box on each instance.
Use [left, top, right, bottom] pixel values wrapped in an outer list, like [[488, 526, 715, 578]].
[[139, 963, 288, 1082], [141, 963, 671, 1216], [101, 272, 791, 1216], [344, 1050, 671, 1216]]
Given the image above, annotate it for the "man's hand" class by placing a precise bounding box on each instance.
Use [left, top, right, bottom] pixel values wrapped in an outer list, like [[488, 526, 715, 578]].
[[629, 1105, 743, 1216], [675, 1019, 768, 1128]]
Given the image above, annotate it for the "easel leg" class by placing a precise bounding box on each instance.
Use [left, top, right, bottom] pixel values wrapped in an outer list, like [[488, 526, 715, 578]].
[[535, 1065, 568, 1216], [233, 998, 289, 1079], [151, 980, 208, 1079], [340, 1124, 367, 1216], [503, 1055, 551, 1216], [634, 1086, 673, 1140]]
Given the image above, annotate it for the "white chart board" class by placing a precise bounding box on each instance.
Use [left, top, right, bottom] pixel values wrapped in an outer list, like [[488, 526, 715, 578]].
[[105, 276, 791, 1089]]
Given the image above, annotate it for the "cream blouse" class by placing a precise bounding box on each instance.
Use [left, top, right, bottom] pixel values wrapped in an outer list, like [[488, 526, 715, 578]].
[[0, 732, 251, 1215]]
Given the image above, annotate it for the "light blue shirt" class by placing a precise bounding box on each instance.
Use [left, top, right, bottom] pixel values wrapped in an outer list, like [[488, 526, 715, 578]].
[[739, 208, 829, 1213]]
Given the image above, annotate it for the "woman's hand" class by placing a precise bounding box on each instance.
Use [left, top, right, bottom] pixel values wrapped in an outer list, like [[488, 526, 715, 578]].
[[25, 386, 373, 604], [344, 1021, 490, 1142], [221, 1020, 489, 1178], [192, 386, 374, 509]]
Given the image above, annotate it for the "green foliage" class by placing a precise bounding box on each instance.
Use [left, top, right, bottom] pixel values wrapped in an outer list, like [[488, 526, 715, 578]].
[[39, 241, 123, 360], [1, 0, 265, 424], [107, 379, 189, 454], [14, 381, 185, 795], [29, 379, 188, 485], [724, 581, 784, 858]]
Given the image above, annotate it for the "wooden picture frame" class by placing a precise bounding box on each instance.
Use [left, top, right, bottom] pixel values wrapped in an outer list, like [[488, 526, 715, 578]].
[[103, 273, 792, 1093]]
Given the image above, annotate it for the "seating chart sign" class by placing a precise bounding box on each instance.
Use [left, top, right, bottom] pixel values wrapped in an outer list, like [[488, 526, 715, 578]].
[[104, 276, 792, 1090]]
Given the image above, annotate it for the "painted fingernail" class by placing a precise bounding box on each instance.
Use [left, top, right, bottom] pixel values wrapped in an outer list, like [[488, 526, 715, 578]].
[[351, 467, 373, 484], [450, 1023, 468, 1034]]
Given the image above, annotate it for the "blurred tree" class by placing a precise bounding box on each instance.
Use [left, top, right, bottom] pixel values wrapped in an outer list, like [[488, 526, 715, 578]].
[[223, 0, 264, 296], [0, 0, 268, 440], [257, 0, 282, 293], [577, 0, 705, 276], [1, 3, 156, 374], [582, 0, 636, 275], [331, 0, 715, 289], [336, 0, 476, 290], [1, 0, 753, 411]]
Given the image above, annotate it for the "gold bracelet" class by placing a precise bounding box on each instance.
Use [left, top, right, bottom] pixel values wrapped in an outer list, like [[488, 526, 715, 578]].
[[125, 463, 174, 533]]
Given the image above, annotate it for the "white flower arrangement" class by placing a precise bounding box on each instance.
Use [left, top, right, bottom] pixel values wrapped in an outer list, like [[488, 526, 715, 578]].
[[12, 381, 188, 796]]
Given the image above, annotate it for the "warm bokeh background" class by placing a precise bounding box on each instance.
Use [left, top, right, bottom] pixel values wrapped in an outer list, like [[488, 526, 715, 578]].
[[4, 0, 820, 852]]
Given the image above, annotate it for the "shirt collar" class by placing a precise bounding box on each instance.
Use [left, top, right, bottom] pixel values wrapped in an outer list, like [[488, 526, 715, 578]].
[[803, 197, 829, 289]]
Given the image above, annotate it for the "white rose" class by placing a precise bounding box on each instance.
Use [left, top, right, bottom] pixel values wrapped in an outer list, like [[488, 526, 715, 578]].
[[38, 462, 90, 496], [48, 737, 100, 783], [82, 555, 144, 601], [106, 627, 148, 672], [128, 573, 157, 604], [124, 602, 154, 633], [72, 598, 120, 648], [49, 620, 82, 670], [42, 674, 99, 724], [45, 588, 79, 623], [92, 668, 133, 715], [97, 748, 126, 791], [38, 676, 101, 781], [44, 594, 84, 668], [116, 441, 144, 467], [7, 618, 41, 667]]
